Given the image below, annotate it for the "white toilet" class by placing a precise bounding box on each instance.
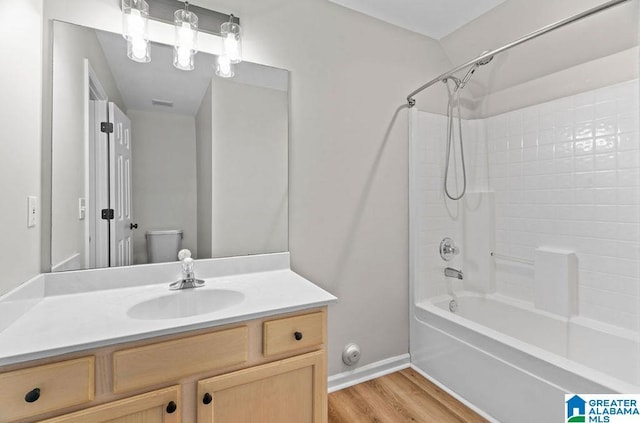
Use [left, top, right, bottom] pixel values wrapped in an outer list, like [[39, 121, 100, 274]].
[[146, 230, 184, 263]]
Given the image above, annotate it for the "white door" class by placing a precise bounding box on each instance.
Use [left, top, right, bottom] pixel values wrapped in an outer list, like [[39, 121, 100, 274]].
[[108, 102, 133, 267], [91, 99, 110, 268]]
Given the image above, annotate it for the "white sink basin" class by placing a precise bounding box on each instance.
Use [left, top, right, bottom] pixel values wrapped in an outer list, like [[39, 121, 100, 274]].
[[127, 289, 245, 320]]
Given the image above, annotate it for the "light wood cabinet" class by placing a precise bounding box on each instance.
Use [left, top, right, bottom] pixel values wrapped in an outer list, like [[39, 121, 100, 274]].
[[197, 350, 326, 423], [0, 308, 327, 423], [263, 311, 325, 357], [40, 386, 180, 423], [113, 326, 248, 393], [0, 357, 94, 423]]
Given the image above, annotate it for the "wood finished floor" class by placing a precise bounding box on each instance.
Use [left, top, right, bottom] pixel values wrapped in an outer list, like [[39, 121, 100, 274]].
[[328, 368, 488, 423]]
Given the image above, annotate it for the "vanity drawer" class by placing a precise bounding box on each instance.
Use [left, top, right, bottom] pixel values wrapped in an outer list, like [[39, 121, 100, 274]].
[[263, 311, 325, 357], [40, 385, 180, 423], [113, 326, 248, 393], [0, 356, 95, 423]]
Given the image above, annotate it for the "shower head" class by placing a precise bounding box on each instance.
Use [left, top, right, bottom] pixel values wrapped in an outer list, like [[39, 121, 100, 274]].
[[458, 52, 493, 89], [444, 51, 494, 91], [476, 55, 494, 66], [476, 51, 494, 66], [459, 64, 478, 89]]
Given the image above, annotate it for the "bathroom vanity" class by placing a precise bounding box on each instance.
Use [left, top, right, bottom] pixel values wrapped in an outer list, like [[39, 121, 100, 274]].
[[0, 254, 336, 422]]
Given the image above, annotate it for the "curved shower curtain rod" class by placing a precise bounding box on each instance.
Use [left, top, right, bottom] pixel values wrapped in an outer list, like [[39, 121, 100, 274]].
[[406, 0, 634, 108]]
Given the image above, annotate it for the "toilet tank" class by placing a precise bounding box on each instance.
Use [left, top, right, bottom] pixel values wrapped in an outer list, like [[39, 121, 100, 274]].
[[146, 230, 184, 263]]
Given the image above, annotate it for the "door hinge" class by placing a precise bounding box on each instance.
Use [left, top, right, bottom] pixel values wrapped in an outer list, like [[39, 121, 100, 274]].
[[101, 209, 114, 220], [100, 122, 114, 133]]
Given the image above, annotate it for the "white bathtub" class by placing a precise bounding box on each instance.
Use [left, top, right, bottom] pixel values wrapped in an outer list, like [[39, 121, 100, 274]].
[[411, 292, 640, 423]]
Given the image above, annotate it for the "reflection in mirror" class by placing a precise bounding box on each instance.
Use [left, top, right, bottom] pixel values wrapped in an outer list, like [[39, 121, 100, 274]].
[[50, 21, 289, 272]]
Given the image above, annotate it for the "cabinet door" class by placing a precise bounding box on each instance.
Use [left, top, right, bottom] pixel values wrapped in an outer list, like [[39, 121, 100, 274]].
[[41, 386, 181, 423], [197, 350, 326, 423]]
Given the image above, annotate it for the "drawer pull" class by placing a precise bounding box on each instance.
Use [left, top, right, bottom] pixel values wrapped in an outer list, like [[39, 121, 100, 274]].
[[202, 392, 213, 405], [166, 401, 177, 414], [294, 331, 303, 341], [24, 388, 41, 403]]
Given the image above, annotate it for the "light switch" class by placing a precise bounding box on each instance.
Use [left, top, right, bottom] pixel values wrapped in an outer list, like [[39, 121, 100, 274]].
[[27, 196, 37, 228], [78, 197, 86, 220]]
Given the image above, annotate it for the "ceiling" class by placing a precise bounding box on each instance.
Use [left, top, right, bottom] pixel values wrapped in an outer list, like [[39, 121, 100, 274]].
[[326, 0, 507, 40]]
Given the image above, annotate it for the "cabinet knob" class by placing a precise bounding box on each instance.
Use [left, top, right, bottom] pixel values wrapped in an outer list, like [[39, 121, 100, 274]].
[[294, 331, 303, 341], [203, 392, 213, 405], [24, 388, 41, 403], [166, 401, 177, 414]]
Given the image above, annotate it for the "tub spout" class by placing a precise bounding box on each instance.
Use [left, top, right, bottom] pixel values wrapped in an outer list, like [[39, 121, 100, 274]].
[[444, 267, 463, 280]]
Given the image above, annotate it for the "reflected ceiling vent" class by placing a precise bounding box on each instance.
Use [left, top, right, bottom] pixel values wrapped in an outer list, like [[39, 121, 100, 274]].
[[151, 98, 174, 107]]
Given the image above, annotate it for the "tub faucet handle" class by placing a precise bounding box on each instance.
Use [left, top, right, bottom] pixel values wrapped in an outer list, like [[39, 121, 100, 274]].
[[440, 238, 460, 261]]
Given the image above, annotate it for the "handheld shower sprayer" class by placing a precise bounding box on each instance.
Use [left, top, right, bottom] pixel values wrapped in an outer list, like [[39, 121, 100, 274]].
[[458, 64, 478, 89], [442, 51, 493, 201], [459, 52, 493, 89]]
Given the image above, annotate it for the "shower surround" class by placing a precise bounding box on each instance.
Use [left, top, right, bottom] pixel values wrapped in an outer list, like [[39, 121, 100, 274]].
[[409, 79, 640, 421]]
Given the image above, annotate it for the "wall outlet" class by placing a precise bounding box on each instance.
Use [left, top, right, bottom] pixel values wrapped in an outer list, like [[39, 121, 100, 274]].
[[27, 196, 37, 228], [342, 343, 361, 366]]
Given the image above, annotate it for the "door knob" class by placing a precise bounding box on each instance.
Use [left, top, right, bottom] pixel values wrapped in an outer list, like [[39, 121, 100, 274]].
[[130, 223, 138, 230]]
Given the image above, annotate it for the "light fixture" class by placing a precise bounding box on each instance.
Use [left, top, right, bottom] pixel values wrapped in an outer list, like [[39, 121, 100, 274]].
[[121, 0, 241, 74], [173, 3, 198, 71], [215, 54, 234, 78], [220, 14, 242, 64], [122, 0, 150, 63]]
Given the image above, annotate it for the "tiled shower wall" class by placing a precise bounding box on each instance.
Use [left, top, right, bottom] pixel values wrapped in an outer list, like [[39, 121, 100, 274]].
[[412, 79, 640, 332], [411, 112, 487, 303]]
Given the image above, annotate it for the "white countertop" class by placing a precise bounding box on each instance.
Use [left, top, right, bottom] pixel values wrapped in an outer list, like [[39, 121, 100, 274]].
[[0, 254, 336, 366]]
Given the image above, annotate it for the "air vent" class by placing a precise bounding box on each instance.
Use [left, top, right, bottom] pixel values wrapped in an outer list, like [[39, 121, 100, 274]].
[[151, 98, 174, 107]]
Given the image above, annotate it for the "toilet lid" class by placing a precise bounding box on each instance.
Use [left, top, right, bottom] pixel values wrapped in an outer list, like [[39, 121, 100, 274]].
[[145, 230, 183, 237]]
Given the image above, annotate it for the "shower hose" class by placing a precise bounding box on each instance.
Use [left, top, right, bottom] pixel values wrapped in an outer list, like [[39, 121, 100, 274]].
[[444, 78, 467, 201]]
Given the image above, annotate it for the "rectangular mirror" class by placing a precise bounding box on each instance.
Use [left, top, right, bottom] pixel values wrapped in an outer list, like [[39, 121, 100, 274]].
[[50, 20, 289, 272]]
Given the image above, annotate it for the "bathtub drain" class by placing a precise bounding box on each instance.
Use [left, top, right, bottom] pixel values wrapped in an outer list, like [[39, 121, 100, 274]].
[[449, 299, 458, 312]]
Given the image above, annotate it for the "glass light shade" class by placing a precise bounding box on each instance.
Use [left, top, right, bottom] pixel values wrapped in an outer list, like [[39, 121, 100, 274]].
[[215, 54, 234, 78], [122, 0, 150, 63], [220, 20, 242, 64], [173, 9, 198, 71]]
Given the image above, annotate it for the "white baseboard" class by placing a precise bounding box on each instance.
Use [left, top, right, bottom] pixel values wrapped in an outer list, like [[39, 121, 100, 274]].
[[328, 354, 410, 393], [410, 364, 500, 423]]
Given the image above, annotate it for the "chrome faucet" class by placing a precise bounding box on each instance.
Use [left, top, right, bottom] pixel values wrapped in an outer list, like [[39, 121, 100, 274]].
[[170, 250, 205, 290], [444, 267, 464, 280], [440, 238, 460, 261]]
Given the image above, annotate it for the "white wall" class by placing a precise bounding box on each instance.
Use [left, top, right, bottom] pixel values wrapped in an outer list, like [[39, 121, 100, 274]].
[[195, 82, 213, 260], [210, 79, 288, 257], [438, 0, 638, 118], [411, 111, 489, 303], [0, 0, 42, 295], [50, 21, 124, 269], [128, 110, 198, 263], [237, 0, 453, 376]]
